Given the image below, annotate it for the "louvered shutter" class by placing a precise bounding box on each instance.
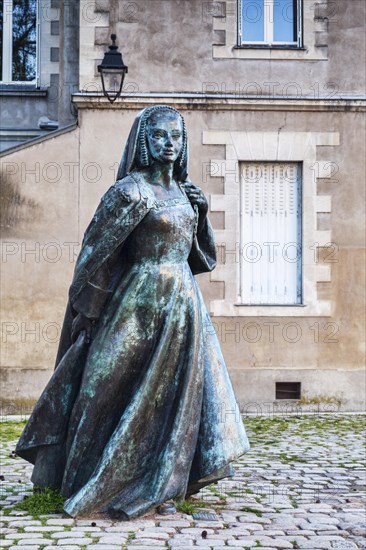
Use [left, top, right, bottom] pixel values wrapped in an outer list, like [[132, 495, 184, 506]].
[[240, 162, 302, 305]]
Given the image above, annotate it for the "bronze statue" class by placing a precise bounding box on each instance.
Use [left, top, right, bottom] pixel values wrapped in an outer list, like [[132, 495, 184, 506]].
[[16, 105, 249, 519]]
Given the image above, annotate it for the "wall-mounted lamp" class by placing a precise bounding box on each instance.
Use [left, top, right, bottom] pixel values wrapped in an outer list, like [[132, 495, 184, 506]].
[[97, 34, 128, 103]]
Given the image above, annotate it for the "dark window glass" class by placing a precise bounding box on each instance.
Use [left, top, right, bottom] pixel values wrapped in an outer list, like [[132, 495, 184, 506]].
[[12, 0, 36, 81], [274, 0, 296, 42], [242, 0, 264, 42]]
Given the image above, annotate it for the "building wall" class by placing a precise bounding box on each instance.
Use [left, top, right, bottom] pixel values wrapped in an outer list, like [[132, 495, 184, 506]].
[[1, 101, 365, 411], [79, 0, 365, 97], [0, 0, 61, 150], [0, 0, 81, 150], [0, 0, 365, 412]]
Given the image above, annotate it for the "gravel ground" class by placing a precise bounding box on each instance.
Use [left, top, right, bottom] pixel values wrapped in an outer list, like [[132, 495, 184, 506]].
[[1, 414, 365, 550]]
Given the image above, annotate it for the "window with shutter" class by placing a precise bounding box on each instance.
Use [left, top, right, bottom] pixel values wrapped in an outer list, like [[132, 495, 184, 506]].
[[240, 162, 302, 305]]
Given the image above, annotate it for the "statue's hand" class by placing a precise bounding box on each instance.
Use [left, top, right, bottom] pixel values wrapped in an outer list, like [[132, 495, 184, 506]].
[[71, 313, 93, 344], [183, 181, 208, 217]]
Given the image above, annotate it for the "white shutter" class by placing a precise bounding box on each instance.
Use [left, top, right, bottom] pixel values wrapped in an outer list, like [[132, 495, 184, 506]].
[[240, 162, 301, 305]]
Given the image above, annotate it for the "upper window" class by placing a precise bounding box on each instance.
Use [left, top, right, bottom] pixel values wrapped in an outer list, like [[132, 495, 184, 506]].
[[238, 0, 302, 47], [0, 0, 37, 83]]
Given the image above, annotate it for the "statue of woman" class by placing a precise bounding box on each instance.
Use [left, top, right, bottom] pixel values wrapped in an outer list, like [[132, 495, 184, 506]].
[[16, 105, 249, 519]]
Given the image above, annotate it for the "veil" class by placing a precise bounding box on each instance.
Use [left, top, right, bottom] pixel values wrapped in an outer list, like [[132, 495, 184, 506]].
[[116, 105, 188, 182]]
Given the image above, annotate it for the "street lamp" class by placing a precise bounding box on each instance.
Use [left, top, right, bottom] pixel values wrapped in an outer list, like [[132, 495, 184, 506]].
[[97, 34, 128, 103]]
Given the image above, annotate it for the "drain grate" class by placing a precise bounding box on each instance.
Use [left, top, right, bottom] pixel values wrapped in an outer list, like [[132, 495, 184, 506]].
[[192, 511, 219, 521]]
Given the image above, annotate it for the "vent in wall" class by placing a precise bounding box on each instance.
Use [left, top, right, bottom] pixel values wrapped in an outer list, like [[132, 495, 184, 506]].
[[276, 382, 301, 400]]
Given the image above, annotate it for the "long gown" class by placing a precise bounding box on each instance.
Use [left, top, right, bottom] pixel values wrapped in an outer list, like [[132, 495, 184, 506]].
[[16, 172, 250, 519]]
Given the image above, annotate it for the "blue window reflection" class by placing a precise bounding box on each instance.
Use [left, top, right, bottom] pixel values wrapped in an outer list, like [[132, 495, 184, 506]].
[[241, 0, 299, 45], [274, 0, 296, 42], [242, 0, 264, 42]]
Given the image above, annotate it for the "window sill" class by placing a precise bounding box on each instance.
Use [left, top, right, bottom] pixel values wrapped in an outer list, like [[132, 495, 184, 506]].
[[0, 85, 47, 97], [210, 301, 331, 317], [213, 44, 327, 60], [235, 303, 306, 307], [234, 45, 306, 50]]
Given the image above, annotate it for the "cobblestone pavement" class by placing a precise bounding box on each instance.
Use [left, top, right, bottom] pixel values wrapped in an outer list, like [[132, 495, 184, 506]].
[[1, 414, 365, 550]]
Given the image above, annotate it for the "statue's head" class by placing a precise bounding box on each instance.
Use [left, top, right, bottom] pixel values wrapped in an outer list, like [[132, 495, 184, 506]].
[[117, 105, 188, 181], [145, 109, 183, 165], [138, 105, 187, 171]]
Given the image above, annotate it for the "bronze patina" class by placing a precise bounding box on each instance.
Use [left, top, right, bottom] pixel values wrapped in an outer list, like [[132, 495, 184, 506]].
[[16, 105, 250, 519]]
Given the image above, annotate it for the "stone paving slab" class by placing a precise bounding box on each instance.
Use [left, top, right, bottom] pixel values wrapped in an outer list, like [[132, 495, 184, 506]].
[[1, 414, 365, 549]]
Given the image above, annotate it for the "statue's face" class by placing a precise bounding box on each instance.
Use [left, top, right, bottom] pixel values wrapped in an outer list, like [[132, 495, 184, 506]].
[[146, 112, 183, 164]]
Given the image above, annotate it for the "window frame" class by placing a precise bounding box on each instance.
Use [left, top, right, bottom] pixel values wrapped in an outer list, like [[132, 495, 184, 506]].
[[1, 0, 39, 85], [237, 0, 303, 48], [203, 129, 338, 318]]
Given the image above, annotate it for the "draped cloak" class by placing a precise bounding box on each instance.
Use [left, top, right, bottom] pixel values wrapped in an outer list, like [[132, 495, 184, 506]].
[[16, 107, 249, 519]]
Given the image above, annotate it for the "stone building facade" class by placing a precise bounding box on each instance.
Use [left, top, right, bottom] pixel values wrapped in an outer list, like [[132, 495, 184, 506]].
[[1, 0, 365, 412]]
